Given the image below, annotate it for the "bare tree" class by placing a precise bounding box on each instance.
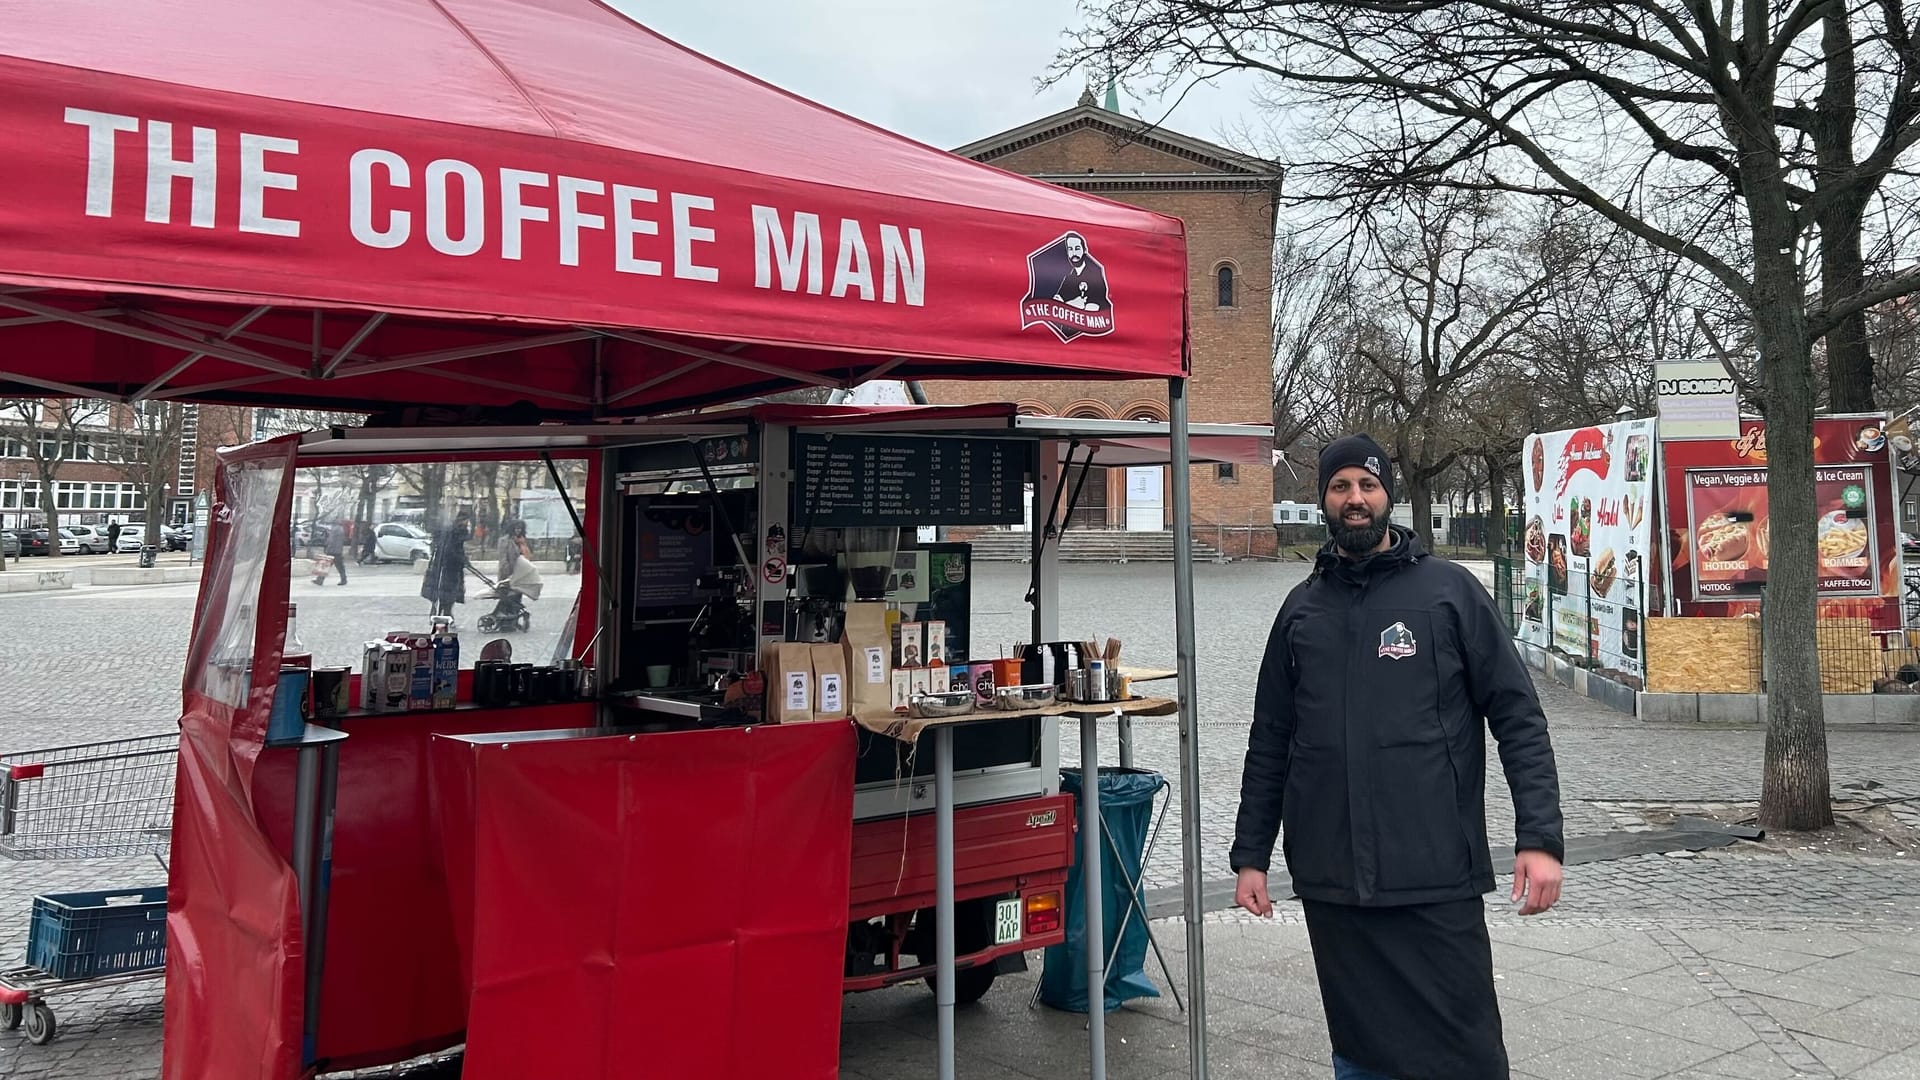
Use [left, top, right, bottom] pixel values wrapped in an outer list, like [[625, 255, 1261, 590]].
[[1346, 188, 1556, 551], [1056, 0, 1920, 828], [1272, 230, 1361, 454], [104, 401, 187, 551], [0, 398, 109, 556]]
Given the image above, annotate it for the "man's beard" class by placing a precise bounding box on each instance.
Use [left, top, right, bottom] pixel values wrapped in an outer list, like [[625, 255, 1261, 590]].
[[1329, 506, 1389, 554], [1069, 255, 1084, 267]]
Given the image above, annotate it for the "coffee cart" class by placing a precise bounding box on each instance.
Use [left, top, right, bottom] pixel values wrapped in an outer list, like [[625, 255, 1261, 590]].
[[261, 403, 1268, 1078], [0, 3, 1239, 1077]]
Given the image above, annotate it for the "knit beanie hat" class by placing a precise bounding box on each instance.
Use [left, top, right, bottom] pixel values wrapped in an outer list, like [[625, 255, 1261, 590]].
[[1318, 434, 1395, 503]]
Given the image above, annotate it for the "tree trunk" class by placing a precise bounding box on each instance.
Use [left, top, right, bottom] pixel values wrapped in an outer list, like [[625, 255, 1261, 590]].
[[1405, 469, 1435, 552], [40, 476, 60, 558], [1814, 9, 1876, 414], [1818, 198, 1875, 412], [1751, 248, 1834, 832], [1485, 454, 1509, 556], [147, 475, 169, 548]]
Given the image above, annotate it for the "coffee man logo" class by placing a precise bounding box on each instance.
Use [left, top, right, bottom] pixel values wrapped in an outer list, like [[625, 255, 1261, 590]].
[[1378, 621, 1418, 660], [1020, 231, 1115, 342]]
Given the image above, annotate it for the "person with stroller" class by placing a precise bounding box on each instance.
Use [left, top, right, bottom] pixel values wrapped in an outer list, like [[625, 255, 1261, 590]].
[[421, 510, 471, 623], [482, 519, 543, 632]]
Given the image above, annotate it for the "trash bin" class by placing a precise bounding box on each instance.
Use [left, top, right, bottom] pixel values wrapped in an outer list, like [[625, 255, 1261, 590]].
[[138, 545, 158, 569], [1039, 766, 1166, 1013]]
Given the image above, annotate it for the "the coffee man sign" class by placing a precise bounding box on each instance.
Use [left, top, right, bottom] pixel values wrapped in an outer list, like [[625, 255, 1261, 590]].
[[1654, 361, 1740, 440]]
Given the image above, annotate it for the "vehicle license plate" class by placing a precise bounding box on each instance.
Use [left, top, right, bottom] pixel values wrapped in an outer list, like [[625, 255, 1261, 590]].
[[994, 898, 1022, 944]]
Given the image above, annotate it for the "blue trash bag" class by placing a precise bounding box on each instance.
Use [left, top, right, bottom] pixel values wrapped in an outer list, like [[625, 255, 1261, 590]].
[[1040, 766, 1167, 1013]]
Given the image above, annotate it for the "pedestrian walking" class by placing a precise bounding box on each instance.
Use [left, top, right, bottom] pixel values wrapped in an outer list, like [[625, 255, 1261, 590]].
[[107, 519, 122, 554], [359, 520, 377, 564], [420, 510, 471, 622], [1230, 433, 1564, 1080], [324, 521, 348, 585]]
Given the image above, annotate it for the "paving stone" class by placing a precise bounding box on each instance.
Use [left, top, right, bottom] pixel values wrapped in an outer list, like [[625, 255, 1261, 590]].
[[7, 561, 1920, 1078]]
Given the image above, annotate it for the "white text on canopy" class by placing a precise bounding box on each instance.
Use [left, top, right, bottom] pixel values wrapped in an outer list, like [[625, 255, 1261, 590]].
[[62, 109, 928, 306]]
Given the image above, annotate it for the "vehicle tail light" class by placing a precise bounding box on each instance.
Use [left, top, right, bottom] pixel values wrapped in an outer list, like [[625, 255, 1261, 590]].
[[1026, 891, 1061, 935]]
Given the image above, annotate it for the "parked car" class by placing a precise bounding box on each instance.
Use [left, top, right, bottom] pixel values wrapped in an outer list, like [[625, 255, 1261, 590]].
[[168, 524, 193, 551], [1, 531, 16, 558], [114, 523, 178, 553], [64, 525, 111, 554], [1903, 530, 1920, 555], [52, 528, 82, 555], [365, 522, 432, 564], [12, 528, 48, 556]]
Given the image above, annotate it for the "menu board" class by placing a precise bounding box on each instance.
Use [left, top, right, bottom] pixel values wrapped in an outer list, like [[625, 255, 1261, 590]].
[[1518, 417, 1656, 678], [793, 434, 1023, 527], [1683, 463, 1879, 599], [1662, 416, 1900, 628]]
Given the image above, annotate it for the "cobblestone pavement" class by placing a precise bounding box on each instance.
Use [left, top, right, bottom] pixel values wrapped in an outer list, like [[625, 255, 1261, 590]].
[[2, 560, 1917, 1077]]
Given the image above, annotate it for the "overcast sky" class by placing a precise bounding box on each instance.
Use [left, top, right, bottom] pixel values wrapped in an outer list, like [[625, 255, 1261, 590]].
[[608, 0, 1265, 153]]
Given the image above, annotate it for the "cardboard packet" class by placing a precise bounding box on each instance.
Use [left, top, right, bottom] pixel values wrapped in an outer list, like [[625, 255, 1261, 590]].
[[764, 641, 815, 724], [895, 621, 924, 668], [842, 601, 893, 714], [925, 621, 947, 665], [928, 662, 950, 695], [810, 642, 848, 720], [890, 668, 914, 714]]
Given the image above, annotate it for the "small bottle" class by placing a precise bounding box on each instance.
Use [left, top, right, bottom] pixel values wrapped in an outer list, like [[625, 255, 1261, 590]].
[[283, 603, 312, 669]]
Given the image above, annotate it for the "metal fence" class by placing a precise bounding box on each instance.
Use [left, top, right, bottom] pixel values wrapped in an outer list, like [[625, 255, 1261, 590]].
[[1906, 557, 1920, 627]]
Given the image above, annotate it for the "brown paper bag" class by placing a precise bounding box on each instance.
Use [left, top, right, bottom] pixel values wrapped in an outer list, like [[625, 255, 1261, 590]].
[[811, 643, 848, 720], [841, 601, 892, 713], [764, 641, 815, 724]]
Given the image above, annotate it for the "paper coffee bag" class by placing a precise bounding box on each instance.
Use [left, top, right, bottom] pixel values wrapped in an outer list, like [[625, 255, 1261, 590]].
[[811, 643, 848, 720], [841, 601, 892, 713], [764, 641, 815, 724]]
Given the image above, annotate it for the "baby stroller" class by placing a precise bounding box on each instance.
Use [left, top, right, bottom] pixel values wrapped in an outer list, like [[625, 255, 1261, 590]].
[[468, 564, 536, 634]]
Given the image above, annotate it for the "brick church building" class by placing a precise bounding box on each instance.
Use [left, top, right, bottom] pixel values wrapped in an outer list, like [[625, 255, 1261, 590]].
[[921, 87, 1282, 555]]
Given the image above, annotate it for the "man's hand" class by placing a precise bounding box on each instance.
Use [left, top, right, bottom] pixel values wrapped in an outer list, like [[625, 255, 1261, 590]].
[[1234, 867, 1273, 918], [1512, 850, 1563, 915]]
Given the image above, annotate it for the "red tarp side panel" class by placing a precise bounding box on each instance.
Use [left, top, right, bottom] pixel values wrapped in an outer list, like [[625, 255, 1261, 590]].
[[249, 706, 594, 1072], [165, 436, 303, 1080], [430, 722, 856, 1080], [0, 0, 1191, 414]]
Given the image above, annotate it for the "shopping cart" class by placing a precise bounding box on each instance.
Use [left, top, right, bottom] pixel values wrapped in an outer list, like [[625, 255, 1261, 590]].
[[1, 733, 178, 860], [1, 734, 178, 1044]]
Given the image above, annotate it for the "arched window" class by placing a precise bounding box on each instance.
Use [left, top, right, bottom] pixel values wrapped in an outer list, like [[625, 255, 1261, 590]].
[[1216, 264, 1236, 307]]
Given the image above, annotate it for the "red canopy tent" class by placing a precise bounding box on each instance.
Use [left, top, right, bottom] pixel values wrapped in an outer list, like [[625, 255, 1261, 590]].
[[0, 4, 1218, 1079], [0, 0, 1185, 416]]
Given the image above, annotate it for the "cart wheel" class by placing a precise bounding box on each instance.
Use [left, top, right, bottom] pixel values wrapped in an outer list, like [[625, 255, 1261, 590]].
[[516, 611, 531, 632], [23, 1002, 55, 1045], [478, 615, 498, 633], [2, 1002, 20, 1030]]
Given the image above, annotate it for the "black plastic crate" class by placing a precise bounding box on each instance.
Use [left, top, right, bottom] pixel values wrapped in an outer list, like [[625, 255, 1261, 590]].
[[27, 886, 167, 979]]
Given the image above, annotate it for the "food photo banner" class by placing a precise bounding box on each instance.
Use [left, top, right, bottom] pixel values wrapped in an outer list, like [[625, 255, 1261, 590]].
[[1519, 417, 1656, 679], [1661, 416, 1900, 629]]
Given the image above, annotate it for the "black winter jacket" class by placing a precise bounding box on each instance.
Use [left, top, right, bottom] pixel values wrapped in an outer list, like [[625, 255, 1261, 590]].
[[1229, 527, 1564, 907]]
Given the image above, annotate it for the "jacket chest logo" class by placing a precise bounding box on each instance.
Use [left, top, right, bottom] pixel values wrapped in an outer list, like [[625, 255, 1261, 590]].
[[1378, 621, 1417, 660]]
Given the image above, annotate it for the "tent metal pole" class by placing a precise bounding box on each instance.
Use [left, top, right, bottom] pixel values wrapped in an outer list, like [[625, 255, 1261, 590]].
[[934, 724, 956, 1080], [1168, 375, 1209, 1080]]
